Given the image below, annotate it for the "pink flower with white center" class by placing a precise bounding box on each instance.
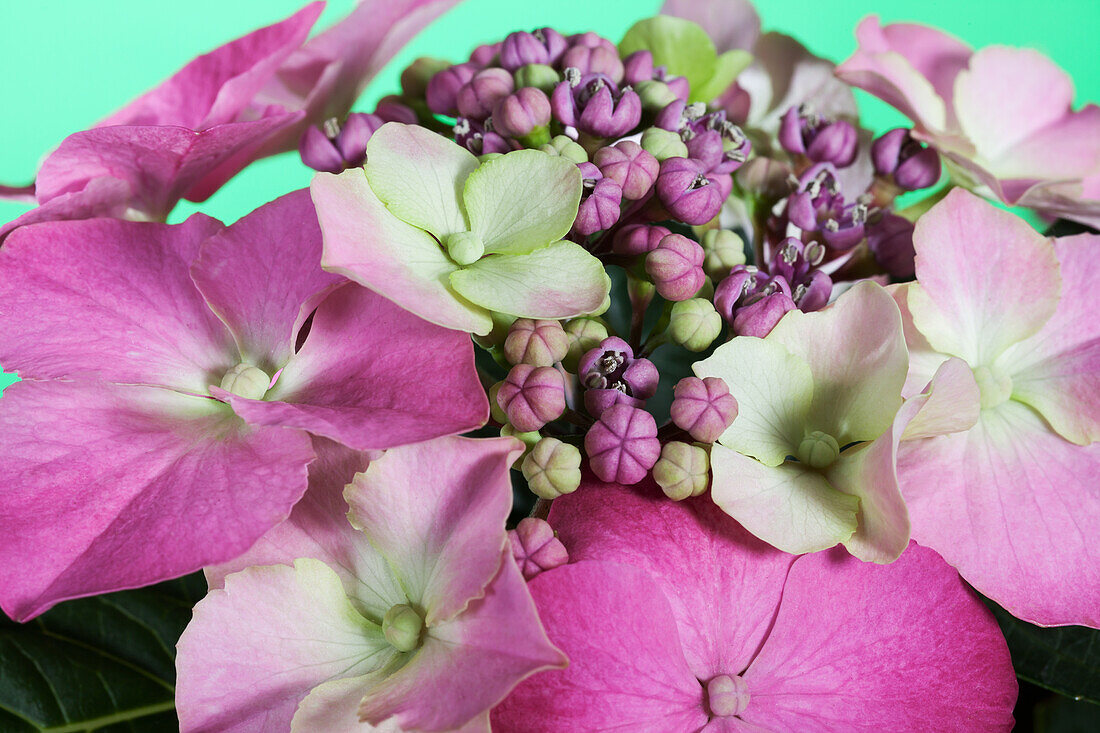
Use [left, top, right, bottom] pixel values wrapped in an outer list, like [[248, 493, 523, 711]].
[[177, 436, 565, 733], [1, 0, 458, 240], [492, 479, 1018, 732], [837, 17, 1100, 227], [891, 188, 1100, 628], [0, 189, 486, 620]]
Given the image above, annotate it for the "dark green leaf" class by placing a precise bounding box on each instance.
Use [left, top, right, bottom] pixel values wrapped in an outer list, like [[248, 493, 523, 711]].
[[987, 601, 1100, 706], [0, 574, 205, 732]]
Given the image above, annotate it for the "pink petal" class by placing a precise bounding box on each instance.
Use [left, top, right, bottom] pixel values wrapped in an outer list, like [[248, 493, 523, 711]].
[[203, 436, 379, 595], [358, 553, 566, 731], [836, 17, 968, 133], [888, 282, 949, 399], [910, 188, 1060, 365], [191, 189, 343, 372], [548, 478, 795, 679], [0, 215, 234, 395], [954, 46, 1076, 164], [898, 356, 980, 441], [660, 0, 761, 52], [899, 400, 1100, 627], [1001, 233, 1100, 445], [177, 558, 395, 733], [491, 560, 709, 732], [343, 436, 523, 625], [991, 104, 1100, 181], [0, 380, 314, 620], [0, 183, 35, 203], [100, 3, 322, 130], [0, 177, 136, 243], [740, 543, 1017, 731], [221, 282, 488, 451]]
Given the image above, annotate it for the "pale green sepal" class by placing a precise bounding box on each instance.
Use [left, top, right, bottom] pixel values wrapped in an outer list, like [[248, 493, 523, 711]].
[[692, 49, 753, 103], [464, 150, 582, 256], [619, 16, 717, 99], [450, 242, 611, 319], [364, 122, 477, 239], [694, 336, 814, 467], [710, 445, 860, 555]]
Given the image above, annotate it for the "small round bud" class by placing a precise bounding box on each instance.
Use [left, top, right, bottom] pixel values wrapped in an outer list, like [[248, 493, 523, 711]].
[[220, 363, 270, 400], [653, 441, 710, 500], [470, 42, 502, 67], [594, 140, 660, 200], [442, 231, 485, 266], [700, 229, 746, 279], [504, 319, 570, 366], [500, 423, 542, 467], [560, 44, 624, 83], [797, 430, 840, 469], [641, 127, 689, 161], [521, 438, 582, 499], [426, 63, 476, 116], [539, 134, 588, 163], [509, 518, 569, 579], [562, 317, 609, 372], [401, 57, 450, 97], [656, 157, 726, 226], [584, 404, 660, 485], [622, 49, 654, 85], [668, 299, 722, 352], [493, 87, 552, 140], [612, 223, 670, 256], [872, 128, 941, 191], [457, 68, 515, 120], [382, 604, 424, 652], [646, 233, 706, 301], [488, 381, 509, 424], [633, 80, 679, 112], [707, 675, 750, 717], [497, 364, 567, 432], [732, 293, 795, 337], [670, 376, 738, 443], [514, 63, 560, 94], [574, 176, 623, 235]]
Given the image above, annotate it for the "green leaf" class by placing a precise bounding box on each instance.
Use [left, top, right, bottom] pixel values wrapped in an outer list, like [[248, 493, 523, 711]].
[[691, 49, 753, 104], [0, 574, 205, 732], [619, 16, 717, 98], [986, 600, 1100, 705]]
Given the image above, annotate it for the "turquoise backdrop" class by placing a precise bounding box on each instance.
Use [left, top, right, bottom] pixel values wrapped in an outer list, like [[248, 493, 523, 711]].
[[1, 0, 1099, 392]]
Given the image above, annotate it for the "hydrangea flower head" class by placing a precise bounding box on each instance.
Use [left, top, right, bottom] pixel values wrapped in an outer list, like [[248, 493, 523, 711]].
[[312, 122, 611, 335]]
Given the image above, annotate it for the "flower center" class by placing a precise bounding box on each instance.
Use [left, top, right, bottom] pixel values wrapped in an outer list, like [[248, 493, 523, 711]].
[[219, 363, 271, 400], [443, 231, 485, 266], [972, 365, 1013, 410], [382, 603, 425, 652], [706, 674, 750, 717], [796, 430, 840, 469]]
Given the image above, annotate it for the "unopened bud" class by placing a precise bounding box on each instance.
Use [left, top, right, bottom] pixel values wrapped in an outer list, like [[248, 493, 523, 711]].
[[668, 298, 722, 352], [562, 317, 609, 371], [521, 437, 583, 499], [653, 441, 710, 500], [700, 229, 746, 279], [641, 127, 689, 161], [504, 319, 570, 366]]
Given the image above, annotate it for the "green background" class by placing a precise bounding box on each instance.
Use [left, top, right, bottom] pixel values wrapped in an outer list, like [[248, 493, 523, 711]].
[[1, 0, 1099, 394]]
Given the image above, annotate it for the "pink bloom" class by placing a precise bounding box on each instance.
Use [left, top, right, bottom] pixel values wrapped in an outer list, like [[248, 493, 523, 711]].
[[493, 479, 1018, 731], [177, 436, 565, 733], [1, 0, 457, 241], [0, 190, 486, 620], [891, 188, 1100, 628], [837, 17, 1100, 227]]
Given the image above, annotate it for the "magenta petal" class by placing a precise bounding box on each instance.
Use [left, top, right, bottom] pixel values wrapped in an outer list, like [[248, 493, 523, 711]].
[[101, 3, 322, 129], [549, 479, 795, 679], [0, 380, 313, 620], [191, 190, 343, 372], [359, 553, 566, 731], [740, 543, 1016, 731], [0, 215, 234, 394], [491, 560, 709, 733], [344, 436, 521, 625], [222, 283, 488, 450], [900, 401, 1100, 628]]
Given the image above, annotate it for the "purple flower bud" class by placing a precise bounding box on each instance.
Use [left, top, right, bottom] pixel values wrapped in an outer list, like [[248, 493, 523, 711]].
[[623, 50, 654, 85], [872, 129, 941, 191], [594, 141, 659, 200], [470, 42, 502, 67], [664, 75, 690, 101], [454, 118, 513, 155], [521, 438, 582, 500], [373, 98, 418, 125], [646, 233, 706, 301], [670, 376, 738, 443], [497, 364, 567, 432], [504, 318, 570, 366], [334, 113, 382, 166], [612, 223, 670, 256], [575, 174, 623, 236], [501, 31, 549, 70], [493, 87, 552, 138], [798, 270, 833, 312], [565, 31, 617, 54], [867, 213, 917, 278], [621, 357, 659, 399], [299, 114, 383, 172], [299, 124, 345, 173], [583, 388, 643, 420], [457, 68, 515, 120], [733, 292, 796, 337], [656, 157, 726, 225], [560, 45, 624, 84], [509, 518, 569, 579], [579, 336, 658, 418], [779, 107, 858, 168], [550, 79, 579, 127], [426, 63, 476, 116], [787, 163, 868, 250], [584, 404, 661, 485], [568, 75, 642, 138]]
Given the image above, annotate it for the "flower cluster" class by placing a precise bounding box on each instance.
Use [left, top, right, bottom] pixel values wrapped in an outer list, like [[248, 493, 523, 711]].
[[2, 0, 1099, 730]]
